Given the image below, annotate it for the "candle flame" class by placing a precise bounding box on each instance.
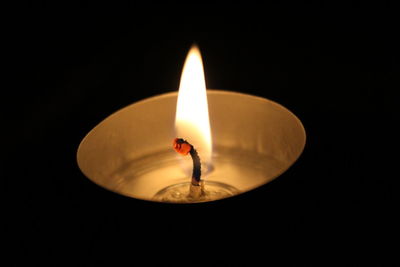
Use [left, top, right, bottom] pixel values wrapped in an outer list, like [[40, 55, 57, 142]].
[[175, 44, 212, 165]]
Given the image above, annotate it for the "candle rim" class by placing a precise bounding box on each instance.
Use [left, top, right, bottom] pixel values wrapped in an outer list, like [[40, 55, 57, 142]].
[[77, 89, 306, 155]]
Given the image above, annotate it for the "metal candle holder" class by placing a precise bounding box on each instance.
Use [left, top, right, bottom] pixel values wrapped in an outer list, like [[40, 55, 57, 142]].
[[77, 90, 306, 203]]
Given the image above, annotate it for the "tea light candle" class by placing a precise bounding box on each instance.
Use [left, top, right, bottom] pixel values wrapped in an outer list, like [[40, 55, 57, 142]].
[[77, 45, 306, 203]]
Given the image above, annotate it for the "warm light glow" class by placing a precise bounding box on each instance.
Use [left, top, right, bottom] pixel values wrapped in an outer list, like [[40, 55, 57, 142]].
[[175, 45, 212, 164]]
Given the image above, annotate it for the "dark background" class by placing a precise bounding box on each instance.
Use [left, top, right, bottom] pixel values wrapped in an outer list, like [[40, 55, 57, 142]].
[[7, 2, 398, 265]]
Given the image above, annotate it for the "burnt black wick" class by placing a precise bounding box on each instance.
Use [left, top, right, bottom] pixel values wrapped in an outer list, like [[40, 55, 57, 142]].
[[173, 138, 202, 186]]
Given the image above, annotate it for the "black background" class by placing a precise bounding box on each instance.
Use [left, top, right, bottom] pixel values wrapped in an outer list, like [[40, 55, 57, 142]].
[[7, 2, 398, 265]]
